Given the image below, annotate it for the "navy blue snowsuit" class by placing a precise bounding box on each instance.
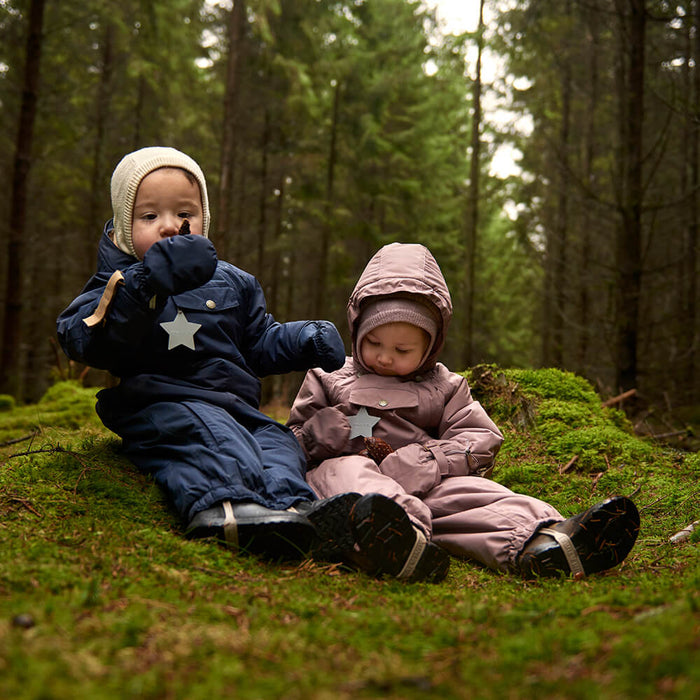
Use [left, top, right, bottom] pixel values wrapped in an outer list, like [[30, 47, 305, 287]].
[[57, 223, 346, 523]]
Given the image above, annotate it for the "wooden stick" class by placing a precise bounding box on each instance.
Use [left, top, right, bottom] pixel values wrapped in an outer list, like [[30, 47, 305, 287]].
[[9, 497, 42, 518], [602, 388, 637, 407], [649, 429, 687, 440], [669, 521, 699, 543], [560, 455, 579, 474], [0, 430, 39, 447]]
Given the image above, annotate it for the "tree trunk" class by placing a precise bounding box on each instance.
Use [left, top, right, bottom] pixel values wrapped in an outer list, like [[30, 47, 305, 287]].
[[217, 0, 246, 259], [614, 0, 645, 393], [552, 27, 571, 368], [256, 109, 270, 278], [577, 3, 600, 375], [314, 79, 340, 318], [85, 21, 115, 277], [0, 0, 46, 399], [463, 0, 484, 368], [270, 173, 285, 313], [131, 74, 145, 151], [540, 0, 572, 370], [685, 1, 700, 402]]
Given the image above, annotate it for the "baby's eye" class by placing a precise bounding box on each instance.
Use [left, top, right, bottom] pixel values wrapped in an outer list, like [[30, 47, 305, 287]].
[[396, 349, 409, 354], [178, 212, 192, 219], [365, 339, 379, 347], [141, 213, 157, 221]]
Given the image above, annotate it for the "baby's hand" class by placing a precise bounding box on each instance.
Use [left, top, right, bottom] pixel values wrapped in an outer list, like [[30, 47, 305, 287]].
[[142, 234, 217, 297], [361, 436, 394, 465], [298, 321, 346, 372], [301, 406, 351, 460]]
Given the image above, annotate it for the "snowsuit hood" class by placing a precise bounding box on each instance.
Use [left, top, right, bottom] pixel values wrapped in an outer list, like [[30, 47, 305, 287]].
[[348, 243, 452, 376]]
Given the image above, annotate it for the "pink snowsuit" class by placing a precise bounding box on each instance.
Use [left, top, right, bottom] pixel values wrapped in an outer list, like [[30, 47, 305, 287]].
[[287, 243, 562, 572]]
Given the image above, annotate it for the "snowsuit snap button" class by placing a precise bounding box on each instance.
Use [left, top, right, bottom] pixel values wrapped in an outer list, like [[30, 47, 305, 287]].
[[206, 300, 216, 309]]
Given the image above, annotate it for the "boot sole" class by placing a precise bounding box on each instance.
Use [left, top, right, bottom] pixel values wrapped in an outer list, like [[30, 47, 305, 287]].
[[350, 493, 449, 583], [521, 496, 640, 577], [304, 492, 361, 561]]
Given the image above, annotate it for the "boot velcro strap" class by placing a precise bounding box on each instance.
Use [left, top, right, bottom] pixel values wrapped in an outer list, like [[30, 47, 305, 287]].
[[539, 527, 585, 576], [397, 528, 427, 580], [222, 501, 238, 549]]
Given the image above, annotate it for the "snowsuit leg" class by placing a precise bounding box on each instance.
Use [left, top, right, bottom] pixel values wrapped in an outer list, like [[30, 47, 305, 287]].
[[306, 455, 433, 535], [100, 398, 314, 522], [425, 476, 562, 572]]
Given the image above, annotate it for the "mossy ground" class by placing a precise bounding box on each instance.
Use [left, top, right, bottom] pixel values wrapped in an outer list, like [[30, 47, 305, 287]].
[[1, 373, 698, 699]]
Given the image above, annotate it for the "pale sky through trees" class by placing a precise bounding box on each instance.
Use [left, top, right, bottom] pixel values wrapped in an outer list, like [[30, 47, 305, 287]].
[[425, 0, 481, 32], [424, 0, 524, 178]]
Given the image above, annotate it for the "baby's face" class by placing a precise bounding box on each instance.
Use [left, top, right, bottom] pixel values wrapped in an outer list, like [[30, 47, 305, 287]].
[[360, 322, 430, 377], [131, 168, 204, 259]]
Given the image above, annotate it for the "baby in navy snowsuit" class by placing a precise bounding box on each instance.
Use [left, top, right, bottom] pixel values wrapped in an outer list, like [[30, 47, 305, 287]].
[[56, 146, 352, 560]]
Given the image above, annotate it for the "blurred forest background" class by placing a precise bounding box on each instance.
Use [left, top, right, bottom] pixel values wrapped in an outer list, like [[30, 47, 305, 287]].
[[0, 0, 698, 434]]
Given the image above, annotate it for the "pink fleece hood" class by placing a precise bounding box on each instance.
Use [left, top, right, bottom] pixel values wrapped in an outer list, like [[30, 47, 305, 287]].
[[348, 242, 452, 376]]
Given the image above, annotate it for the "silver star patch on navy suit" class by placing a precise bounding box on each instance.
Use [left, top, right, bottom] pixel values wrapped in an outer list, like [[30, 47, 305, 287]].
[[160, 309, 201, 350]]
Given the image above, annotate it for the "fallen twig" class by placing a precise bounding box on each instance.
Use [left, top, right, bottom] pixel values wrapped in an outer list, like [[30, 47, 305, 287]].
[[560, 455, 579, 474], [669, 521, 699, 544], [639, 495, 666, 511], [0, 430, 40, 448], [9, 446, 65, 459], [9, 497, 42, 518], [602, 388, 637, 407], [649, 429, 688, 440]]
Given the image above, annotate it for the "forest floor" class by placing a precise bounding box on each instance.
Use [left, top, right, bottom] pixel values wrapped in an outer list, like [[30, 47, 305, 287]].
[[0, 369, 698, 699]]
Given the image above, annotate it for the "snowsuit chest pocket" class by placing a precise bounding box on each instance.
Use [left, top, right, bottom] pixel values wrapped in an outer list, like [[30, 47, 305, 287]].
[[349, 387, 419, 412], [172, 286, 240, 315]]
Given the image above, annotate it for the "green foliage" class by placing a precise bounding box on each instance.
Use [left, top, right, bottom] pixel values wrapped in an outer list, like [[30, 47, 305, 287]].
[[1, 370, 698, 698], [491, 0, 700, 406], [471, 215, 543, 368], [2, 0, 552, 409]]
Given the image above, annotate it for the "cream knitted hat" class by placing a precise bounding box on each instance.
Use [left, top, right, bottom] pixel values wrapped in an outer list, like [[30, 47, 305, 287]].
[[110, 146, 210, 257]]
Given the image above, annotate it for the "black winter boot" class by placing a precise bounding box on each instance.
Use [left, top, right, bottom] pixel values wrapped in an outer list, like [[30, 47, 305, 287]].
[[185, 501, 316, 561], [292, 492, 362, 562], [518, 496, 640, 578], [349, 493, 450, 583]]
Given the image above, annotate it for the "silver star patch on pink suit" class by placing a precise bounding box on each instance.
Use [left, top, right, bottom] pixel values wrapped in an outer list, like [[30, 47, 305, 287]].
[[347, 406, 381, 439]]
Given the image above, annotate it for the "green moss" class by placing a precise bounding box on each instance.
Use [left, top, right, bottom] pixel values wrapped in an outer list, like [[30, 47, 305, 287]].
[[0, 381, 101, 442], [38, 380, 100, 406], [546, 424, 655, 467], [507, 367, 600, 404], [604, 406, 636, 433], [469, 368, 663, 480], [0, 371, 698, 699], [537, 398, 605, 430]]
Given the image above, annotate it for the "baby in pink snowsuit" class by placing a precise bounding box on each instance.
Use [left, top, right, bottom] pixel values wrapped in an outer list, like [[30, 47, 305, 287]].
[[288, 242, 640, 581]]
